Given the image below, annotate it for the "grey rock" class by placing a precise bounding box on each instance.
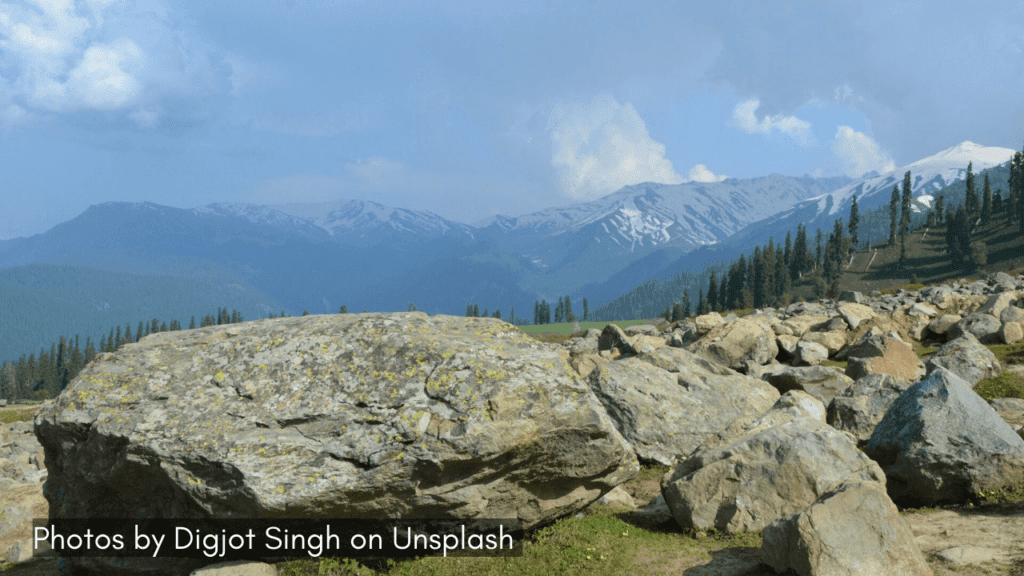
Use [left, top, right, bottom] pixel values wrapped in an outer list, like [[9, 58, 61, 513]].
[[991, 271, 1018, 290], [662, 416, 885, 534], [189, 561, 278, 576], [1000, 305, 1024, 325], [864, 368, 1024, 507], [598, 323, 637, 354], [588, 347, 780, 466], [844, 334, 926, 382], [688, 317, 779, 371], [623, 324, 659, 336], [1000, 321, 1023, 345], [793, 341, 828, 366], [761, 366, 853, 407], [976, 291, 1020, 321], [837, 290, 865, 304], [826, 374, 913, 447], [760, 480, 931, 576], [948, 313, 1002, 344], [923, 332, 1001, 387], [35, 313, 640, 576], [926, 314, 961, 338]]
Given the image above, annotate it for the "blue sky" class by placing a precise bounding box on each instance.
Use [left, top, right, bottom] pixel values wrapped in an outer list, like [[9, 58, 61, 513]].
[[1, 0, 1023, 239]]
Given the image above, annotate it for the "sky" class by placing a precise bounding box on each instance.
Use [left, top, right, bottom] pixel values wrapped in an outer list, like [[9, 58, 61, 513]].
[[1, 0, 1023, 240]]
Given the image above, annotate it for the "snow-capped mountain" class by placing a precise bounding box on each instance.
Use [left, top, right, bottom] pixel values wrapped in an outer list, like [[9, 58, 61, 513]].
[[270, 199, 475, 245], [726, 141, 1016, 249], [478, 174, 851, 253]]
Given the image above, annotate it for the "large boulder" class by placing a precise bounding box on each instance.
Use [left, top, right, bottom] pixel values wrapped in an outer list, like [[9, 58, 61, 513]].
[[864, 368, 1024, 507], [760, 366, 854, 407], [923, 332, 1001, 387], [760, 481, 932, 576], [688, 317, 779, 371], [947, 312, 1002, 344], [977, 291, 1019, 320], [826, 374, 913, 447], [661, 414, 885, 534], [926, 314, 961, 339], [779, 315, 829, 337], [793, 341, 828, 366], [35, 313, 640, 576], [587, 347, 780, 466], [799, 331, 846, 356], [1000, 321, 1023, 345], [844, 334, 926, 382], [837, 302, 875, 330]]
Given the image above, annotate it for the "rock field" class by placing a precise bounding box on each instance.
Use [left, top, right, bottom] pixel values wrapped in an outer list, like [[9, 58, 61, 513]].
[[3, 271, 1024, 575]]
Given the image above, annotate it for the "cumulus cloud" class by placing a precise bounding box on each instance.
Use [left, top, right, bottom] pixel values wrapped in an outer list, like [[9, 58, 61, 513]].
[[688, 164, 728, 183], [731, 99, 814, 145], [830, 126, 896, 178], [0, 0, 232, 129], [548, 94, 684, 200]]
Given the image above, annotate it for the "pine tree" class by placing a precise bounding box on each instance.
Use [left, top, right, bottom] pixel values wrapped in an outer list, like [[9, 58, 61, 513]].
[[934, 194, 945, 226], [339, 305, 347, 314], [533, 300, 540, 325], [682, 291, 691, 318], [671, 302, 683, 322], [764, 239, 776, 301], [899, 170, 912, 268], [1011, 148, 1024, 236], [493, 308, 501, 319], [189, 316, 196, 329], [791, 225, 806, 280], [564, 295, 575, 322], [554, 297, 564, 323], [965, 161, 978, 218], [707, 270, 718, 312], [774, 245, 789, 302], [407, 302, 417, 311], [718, 273, 727, 313], [473, 304, 480, 317], [783, 232, 792, 269], [994, 189, 1003, 215], [697, 288, 706, 315], [981, 173, 993, 224], [848, 195, 860, 250], [889, 184, 899, 245], [582, 298, 589, 321], [815, 229, 824, 270], [751, 246, 766, 308]]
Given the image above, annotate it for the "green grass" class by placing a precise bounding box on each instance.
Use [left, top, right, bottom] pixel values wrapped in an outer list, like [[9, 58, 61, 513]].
[[0, 409, 35, 424], [269, 463, 763, 576]]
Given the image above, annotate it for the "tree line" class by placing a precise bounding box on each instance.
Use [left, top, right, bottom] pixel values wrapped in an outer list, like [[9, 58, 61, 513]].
[[0, 307, 252, 402]]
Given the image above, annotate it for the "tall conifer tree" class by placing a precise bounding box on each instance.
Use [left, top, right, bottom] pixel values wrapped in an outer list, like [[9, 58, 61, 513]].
[[982, 173, 993, 224], [889, 184, 899, 245], [899, 170, 912, 268], [965, 161, 978, 218], [707, 270, 718, 312], [848, 195, 860, 250]]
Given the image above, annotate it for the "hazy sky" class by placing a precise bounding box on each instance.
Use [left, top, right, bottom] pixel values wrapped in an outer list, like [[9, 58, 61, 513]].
[[2, 0, 1023, 239]]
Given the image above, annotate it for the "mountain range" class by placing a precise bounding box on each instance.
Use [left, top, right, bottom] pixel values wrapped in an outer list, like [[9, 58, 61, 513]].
[[0, 140, 1013, 363]]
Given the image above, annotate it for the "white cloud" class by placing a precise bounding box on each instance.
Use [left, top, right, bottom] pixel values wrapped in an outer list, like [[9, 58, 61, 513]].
[[0, 0, 232, 129], [548, 94, 684, 200], [731, 99, 814, 145], [830, 125, 896, 177], [343, 156, 408, 187], [688, 163, 728, 182]]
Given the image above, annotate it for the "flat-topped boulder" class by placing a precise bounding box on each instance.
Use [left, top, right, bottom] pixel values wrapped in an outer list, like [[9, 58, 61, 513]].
[[688, 316, 778, 371], [35, 313, 639, 576], [586, 347, 779, 466]]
